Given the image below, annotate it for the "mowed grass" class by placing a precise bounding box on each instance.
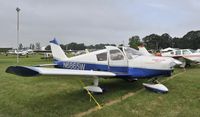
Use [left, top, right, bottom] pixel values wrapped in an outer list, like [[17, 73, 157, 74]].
[[87, 67, 200, 117], [0, 54, 199, 117]]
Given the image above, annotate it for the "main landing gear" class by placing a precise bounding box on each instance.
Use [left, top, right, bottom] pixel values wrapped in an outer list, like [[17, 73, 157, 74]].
[[84, 77, 103, 93], [80, 77, 103, 109]]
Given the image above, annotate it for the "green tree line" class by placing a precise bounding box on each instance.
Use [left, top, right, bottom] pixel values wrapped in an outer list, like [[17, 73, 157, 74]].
[[44, 30, 200, 51], [129, 30, 200, 50], [45, 43, 116, 50]]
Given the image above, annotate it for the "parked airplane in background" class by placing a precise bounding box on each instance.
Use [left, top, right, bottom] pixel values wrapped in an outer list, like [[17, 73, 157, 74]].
[[40, 53, 53, 60], [160, 48, 200, 67], [6, 49, 34, 57], [138, 46, 182, 65], [6, 38, 180, 93]]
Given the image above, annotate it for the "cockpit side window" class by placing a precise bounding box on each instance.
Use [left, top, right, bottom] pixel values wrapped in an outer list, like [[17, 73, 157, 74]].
[[96, 52, 107, 61], [175, 50, 181, 55], [170, 51, 174, 55], [110, 49, 124, 60]]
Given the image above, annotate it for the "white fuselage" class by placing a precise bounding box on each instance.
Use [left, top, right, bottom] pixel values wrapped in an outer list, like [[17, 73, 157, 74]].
[[54, 46, 175, 78]]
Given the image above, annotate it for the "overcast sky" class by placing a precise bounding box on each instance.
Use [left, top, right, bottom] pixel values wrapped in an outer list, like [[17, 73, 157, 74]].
[[0, 0, 200, 48]]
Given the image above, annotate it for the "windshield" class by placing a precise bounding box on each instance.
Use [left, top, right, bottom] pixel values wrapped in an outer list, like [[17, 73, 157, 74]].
[[124, 47, 143, 59], [188, 49, 195, 53]]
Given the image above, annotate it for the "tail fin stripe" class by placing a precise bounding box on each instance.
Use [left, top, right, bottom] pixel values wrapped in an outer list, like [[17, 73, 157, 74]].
[[50, 38, 59, 45]]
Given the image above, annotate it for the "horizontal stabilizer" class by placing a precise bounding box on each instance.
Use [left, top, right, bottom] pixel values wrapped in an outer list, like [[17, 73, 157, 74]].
[[6, 66, 116, 77]]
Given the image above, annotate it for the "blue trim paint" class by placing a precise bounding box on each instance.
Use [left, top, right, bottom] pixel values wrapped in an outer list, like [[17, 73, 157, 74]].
[[109, 66, 128, 73], [85, 63, 108, 71], [6, 66, 39, 77], [55, 61, 172, 78], [50, 38, 59, 45], [128, 68, 171, 78]]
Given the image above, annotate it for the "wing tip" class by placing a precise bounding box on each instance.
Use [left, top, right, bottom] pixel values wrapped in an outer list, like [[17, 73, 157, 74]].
[[6, 66, 39, 77]]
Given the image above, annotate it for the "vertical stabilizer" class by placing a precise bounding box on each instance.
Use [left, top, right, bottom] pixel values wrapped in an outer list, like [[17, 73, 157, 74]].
[[50, 38, 68, 61]]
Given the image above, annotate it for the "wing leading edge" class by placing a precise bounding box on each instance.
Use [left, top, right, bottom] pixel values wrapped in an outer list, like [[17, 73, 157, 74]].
[[6, 66, 116, 77]]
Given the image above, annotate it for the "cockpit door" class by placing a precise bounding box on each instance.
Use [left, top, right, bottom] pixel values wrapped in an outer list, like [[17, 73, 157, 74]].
[[106, 46, 128, 73]]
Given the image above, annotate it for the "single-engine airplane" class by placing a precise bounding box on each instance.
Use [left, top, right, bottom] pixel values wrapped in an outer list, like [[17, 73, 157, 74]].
[[6, 38, 180, 93]]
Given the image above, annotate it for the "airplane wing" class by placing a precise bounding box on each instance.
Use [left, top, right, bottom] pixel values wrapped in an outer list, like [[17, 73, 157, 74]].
[[6, 66, 116, 77], [182, 56, 200, 63], [173, 56, 197, 63]]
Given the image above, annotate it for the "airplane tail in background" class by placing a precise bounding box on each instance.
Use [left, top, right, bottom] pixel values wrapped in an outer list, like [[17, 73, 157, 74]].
[[50, 38, 68, 61], [138, 46, 152, 56]]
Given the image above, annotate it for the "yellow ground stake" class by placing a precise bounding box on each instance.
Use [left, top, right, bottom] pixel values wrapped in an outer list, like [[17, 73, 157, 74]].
[[79, 80, 102, 109]]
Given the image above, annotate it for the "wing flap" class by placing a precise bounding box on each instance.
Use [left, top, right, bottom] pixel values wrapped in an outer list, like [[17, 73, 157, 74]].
[[6, 66, 116, 77]]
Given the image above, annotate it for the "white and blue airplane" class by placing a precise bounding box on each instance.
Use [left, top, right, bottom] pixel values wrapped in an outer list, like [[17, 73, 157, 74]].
[[6, 38, 179, 93]]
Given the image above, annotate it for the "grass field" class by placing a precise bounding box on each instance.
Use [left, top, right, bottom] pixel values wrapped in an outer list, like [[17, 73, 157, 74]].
[[0, 54, 199, 117]]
